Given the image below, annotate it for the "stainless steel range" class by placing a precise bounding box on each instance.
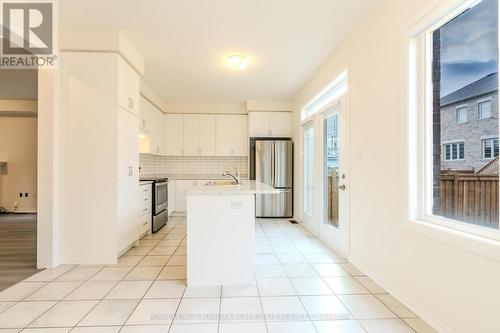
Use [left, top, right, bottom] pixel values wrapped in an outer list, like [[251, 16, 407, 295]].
[[140, 177, 168, 233]]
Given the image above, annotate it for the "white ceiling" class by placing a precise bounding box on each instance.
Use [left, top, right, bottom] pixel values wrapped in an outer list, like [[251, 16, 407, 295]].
[[59, 0, 377, 103]]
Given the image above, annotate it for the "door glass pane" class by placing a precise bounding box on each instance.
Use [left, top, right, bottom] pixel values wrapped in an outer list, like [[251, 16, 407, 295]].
[[303, 126, 314, 216], [324, 114, 339, 227]]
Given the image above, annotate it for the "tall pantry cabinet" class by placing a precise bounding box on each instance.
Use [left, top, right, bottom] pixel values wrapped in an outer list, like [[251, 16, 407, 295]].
[[60, 51, 142, 264]]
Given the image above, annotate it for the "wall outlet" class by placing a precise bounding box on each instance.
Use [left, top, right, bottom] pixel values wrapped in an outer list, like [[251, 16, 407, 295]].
[[231, 201, 244, 210]]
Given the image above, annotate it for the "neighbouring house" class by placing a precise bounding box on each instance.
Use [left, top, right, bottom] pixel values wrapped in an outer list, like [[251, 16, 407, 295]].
[[440, 72, 499, 173]]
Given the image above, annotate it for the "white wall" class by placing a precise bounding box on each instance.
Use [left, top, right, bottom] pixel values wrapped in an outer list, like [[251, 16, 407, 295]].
[[292, 0, 500, 332], [0, 117, 37, 212]]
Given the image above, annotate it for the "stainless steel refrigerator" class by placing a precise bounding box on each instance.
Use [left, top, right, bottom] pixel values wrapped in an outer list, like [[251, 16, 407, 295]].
[[250, 139, 293, 217]]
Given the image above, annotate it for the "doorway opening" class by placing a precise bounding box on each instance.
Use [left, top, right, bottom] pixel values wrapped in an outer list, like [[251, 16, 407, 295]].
[[0, 69, 40, 291]]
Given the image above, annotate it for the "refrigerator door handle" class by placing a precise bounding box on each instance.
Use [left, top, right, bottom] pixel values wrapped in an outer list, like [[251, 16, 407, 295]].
[[271, 141, 276, 187]]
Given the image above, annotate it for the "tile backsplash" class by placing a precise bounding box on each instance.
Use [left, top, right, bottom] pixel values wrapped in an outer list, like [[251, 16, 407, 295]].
[[140, 154, 248, 178]]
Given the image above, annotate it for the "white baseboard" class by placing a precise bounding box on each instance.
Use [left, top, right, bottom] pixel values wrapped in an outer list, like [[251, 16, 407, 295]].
[[299, 221, 450, 333], [348, 256, 452, 333]]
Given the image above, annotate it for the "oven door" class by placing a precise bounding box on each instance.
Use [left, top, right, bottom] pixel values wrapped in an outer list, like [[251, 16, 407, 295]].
[[154, 181, 168, 214]]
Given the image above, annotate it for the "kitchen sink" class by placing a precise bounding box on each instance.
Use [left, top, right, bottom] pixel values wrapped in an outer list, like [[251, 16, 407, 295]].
[[205, 180, 240, 186]]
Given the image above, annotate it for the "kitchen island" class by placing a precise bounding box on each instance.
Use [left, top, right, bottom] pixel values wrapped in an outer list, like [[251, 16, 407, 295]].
[[187, 180, 278, 286]]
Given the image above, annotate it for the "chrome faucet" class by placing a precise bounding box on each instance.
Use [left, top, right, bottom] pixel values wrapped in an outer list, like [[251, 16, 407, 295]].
[[223, 168, 241, 184]]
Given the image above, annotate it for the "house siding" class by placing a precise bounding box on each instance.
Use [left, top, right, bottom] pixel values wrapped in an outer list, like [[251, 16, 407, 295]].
[[441, 92, 498, 171]]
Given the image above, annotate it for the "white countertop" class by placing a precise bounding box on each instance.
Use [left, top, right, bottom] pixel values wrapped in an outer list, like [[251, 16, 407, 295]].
[[188, 180, 279, 195]]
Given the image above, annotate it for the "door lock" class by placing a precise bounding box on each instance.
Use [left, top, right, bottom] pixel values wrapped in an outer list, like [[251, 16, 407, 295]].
[[338, 185, 346, 191]]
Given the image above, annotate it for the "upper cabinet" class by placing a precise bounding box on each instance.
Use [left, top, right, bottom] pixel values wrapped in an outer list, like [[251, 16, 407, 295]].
[[165, 114, 184, 156], [117, 57, 140, 116], [182, 114, 216, 156], [139, 96, 165, 155], [199, 115, 217, 156], [216, 115, 248, 156], [248, 111, 292, 138], [150, 106, 165, 155], [139, 96, 152, 134]]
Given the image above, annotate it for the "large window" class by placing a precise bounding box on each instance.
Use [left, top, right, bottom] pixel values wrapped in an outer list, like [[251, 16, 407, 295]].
[[443, 142, 465, 161], [409, 0, 499, 234], [303, 125, 315, 216], [483, 138, 499, 159]]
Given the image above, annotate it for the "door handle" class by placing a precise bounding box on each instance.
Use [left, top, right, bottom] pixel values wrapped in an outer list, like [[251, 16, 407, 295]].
[[338, 185, 346, 191]]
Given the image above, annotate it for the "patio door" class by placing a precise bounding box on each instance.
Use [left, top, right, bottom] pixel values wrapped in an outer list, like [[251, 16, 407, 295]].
[[320, 96, 349, 255], [302, 122, 315, 226]]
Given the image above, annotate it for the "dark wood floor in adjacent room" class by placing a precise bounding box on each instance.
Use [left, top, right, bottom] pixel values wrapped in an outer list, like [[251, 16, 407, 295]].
[[0, 213, 41, 291]]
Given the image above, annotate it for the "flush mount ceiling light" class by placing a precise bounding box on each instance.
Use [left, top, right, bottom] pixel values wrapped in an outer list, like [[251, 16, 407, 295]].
[[224, 53, 252, 71]]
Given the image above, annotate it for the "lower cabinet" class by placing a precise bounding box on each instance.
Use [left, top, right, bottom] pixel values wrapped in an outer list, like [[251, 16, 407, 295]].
[[139, 183, 152, 235], [175, 179, 218, 212], [175, 180, 197, 212]]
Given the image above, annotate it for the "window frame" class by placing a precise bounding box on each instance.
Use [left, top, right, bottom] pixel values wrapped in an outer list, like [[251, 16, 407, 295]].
[[442, 141, 465, 161], [478, 100, 493, 119], [405, 0, 500, 249], [482, 137, 499, 159], [456, 105, 468, 124]]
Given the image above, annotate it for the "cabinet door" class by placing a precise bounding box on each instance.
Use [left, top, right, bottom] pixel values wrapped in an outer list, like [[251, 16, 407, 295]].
[[231, 115, 248, 156], [269, 112, 292, 137], [183, 114, 200, 156], [152, 106, 165, 154], [165, 114, 184, 156], [216, 115, 233, 156], [175, 180, 196, 212], [139, 96, 151, 133], [117, 108, 140, 253], [199, 115, 216, 156], [248, 112, 269, 137], [117, 57, 140, 116], [168, 180, 176, 216]]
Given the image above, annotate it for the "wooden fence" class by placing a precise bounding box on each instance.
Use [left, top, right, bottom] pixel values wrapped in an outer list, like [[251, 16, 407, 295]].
[[327, 170, 339, 227], [440, 173, 499, 228]]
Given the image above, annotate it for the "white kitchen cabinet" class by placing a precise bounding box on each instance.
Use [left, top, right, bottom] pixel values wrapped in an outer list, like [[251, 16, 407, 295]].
[[248, 112, 269, 137], [215, 115, 232, 156], [165, 114, 184, 156], [118, 57, 140, 116], [139, 96, 152, 134], [216, 115, 248, 156], [138, 183, 152, 235], [199, 115, 216, 156], [232, 115, 248, 156], [183, 114, 200, 156], [60, 51, 142, 263], [175, 180, 198, 212], [269, 112, 292, 137], [139, 96, 165, 155], [248, 111, 292, 138], [151, 106, 165, 155], [117, 107, 140, 253], [181, 114, 216, 156]]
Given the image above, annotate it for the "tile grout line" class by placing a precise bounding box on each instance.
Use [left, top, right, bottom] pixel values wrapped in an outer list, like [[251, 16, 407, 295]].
[[256, 219, 271, 333], [71, 217, 181, 331], [19, 264, 106, 332]]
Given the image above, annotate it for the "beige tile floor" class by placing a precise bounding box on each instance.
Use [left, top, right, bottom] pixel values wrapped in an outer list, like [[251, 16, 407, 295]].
[[0, 216, 438, 333]]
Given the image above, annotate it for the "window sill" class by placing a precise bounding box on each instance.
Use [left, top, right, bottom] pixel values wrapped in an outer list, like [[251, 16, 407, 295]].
[[406, 218, 500, 262]]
